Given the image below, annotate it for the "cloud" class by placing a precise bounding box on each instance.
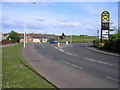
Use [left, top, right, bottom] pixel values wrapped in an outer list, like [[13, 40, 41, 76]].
[[2, 16, 46, 31], [2, 20, 23, 29], [54, 22, 81, 28], [35, 18, 46, 22]]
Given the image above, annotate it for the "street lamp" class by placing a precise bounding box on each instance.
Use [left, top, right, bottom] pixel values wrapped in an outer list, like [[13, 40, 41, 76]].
[[24, 31, 26, 47]]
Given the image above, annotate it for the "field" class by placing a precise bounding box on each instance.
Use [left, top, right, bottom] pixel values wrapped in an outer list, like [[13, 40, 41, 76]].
[[2, 44, 55, 88], [58, 36, 95, 43]]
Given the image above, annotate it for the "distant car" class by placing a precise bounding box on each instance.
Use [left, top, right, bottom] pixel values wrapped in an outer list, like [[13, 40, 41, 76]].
[[49, 41, 57, 44]]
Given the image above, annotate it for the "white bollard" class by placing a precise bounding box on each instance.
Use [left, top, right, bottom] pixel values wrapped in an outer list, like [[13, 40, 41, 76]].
[[66, 41, 68, 45], [58, 42, 60, 47]]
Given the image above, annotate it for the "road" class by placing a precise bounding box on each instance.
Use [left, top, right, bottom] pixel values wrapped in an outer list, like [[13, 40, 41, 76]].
[[22, 43, 119, 88]]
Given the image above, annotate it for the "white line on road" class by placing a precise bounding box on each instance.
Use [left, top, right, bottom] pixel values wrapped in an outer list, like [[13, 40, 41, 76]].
[[52, 45, 77, 56], [84, 58, 114, 66], [52, 45, 64, 52], [65, 52, 77, 56], [106, 76, 119, 81], [60, 60, 83, 69]]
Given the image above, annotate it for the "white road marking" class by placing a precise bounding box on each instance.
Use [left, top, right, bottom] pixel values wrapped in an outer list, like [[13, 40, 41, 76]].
[[60, 60, 83, 69], [106, 76, 119, 81], [59, 49, 64, 52], [84, 58, 114, 66], [65, 52, 77, 56], [84, 58, 96, 62], [52, 45, 64, 52], [52, 45, 78, 56]]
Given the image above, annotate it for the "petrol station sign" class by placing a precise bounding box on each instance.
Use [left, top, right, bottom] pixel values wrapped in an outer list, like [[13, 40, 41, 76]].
[[101, 11, 110, 42]]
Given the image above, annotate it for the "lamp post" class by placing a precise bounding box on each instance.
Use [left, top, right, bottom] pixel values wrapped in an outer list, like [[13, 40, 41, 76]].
[[24, 31, 26, 47], [23, 2, 36, 47], [70, 25, 72, 43]]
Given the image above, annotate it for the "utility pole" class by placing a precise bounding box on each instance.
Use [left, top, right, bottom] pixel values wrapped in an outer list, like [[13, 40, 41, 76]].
[[97, 30, 99, 38]]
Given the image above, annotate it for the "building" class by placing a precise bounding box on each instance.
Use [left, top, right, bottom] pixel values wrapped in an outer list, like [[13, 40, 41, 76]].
[[1, 32, 58, 43], [2, 33, 9, 40], [25, 33, 57, 43]]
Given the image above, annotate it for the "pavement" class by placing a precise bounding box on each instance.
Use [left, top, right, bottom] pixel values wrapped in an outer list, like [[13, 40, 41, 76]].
[[85, 44, 120, 57], [22, 43, 119, 88], [0, 43, 18, 48]]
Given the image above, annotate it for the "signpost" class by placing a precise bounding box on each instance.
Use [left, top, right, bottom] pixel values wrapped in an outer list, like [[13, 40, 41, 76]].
[[101, 11, 110, 42]]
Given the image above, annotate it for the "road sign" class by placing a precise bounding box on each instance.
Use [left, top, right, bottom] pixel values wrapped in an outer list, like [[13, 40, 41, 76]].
[[24, 36, 26, 38], [102, 23, 109, 30], [102, 16, 109, 21], [102, 35, 109, 40], [101, 11, 110, 42], [101, 11, 109, 22], [102, 30, 109, 34]]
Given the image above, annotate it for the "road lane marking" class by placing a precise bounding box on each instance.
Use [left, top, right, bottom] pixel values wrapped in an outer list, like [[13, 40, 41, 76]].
[[52, 45, 77, 56], [84, 58, 96, 62], [60, 60, 83, 69], [84, 58, 114, 66], [59, 49, 64, 52], [106, 76, 119, 82], [65, 52, 77, 56]]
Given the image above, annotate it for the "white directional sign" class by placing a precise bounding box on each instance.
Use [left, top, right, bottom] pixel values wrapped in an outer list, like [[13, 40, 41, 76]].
[[102, 30, 109, 34], [102, 35, 109, 40]]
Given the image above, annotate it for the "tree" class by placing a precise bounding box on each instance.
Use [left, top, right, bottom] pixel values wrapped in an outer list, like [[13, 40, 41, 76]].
[[59, 33, 66, 40], [7, 31, 20, 43]]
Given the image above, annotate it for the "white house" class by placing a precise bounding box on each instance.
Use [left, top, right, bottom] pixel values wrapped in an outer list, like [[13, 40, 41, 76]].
[[33, 38, 41, 43]]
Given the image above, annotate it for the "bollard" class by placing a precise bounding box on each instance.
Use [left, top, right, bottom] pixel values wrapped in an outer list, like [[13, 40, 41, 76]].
[[58, 42, 60, 47], [66, 41, 68, 45]]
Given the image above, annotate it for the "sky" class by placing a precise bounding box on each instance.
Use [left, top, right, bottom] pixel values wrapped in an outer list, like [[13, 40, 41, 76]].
[[0, 1, 119, 36]]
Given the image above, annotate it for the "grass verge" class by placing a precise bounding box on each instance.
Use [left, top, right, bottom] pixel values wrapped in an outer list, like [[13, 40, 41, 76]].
[[2, 44, 55, 88], [58, 36, 95, 43]]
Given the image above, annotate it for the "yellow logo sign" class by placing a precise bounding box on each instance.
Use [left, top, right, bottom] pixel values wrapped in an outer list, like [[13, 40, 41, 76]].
[[102, 16, 109, 21], [102, 11, 109, 15]]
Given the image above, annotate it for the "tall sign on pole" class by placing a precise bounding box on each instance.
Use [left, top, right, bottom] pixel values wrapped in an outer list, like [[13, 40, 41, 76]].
[[101, 11, 110, 42]]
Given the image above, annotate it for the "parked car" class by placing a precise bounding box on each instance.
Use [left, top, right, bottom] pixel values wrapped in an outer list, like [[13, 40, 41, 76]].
[[49, 41, 57, 44]]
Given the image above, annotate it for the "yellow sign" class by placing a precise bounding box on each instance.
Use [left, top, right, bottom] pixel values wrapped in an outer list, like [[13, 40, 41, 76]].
[[102, 11, 109, 15], [102, 16, 109, 21]]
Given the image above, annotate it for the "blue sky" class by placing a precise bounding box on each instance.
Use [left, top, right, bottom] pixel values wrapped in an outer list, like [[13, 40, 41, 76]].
[[0, 2, 118, 36]]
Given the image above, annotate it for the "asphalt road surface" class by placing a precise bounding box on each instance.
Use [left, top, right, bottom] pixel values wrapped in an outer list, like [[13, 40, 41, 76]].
[[22, 43, 119, 88]]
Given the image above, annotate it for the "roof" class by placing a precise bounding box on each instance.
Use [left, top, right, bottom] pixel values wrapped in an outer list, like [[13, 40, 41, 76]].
[[3, 34, 9, 37], [18, 33, 24, 36], [29, 34, 47, 39]]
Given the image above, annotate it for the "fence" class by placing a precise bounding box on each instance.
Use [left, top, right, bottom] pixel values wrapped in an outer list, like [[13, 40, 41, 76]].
[[0, 40, 12, 45]]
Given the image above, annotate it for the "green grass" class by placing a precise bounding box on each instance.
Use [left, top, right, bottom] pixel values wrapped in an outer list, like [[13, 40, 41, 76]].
[[58, 36, 95, 43], [2, 44, 55, 88]]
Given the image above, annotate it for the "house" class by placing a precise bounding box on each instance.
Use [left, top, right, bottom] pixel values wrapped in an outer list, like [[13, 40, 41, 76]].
[[2, 33, 9, 40], [26, 34, 48, 43], [17, 33, 24, 43], [16, 33, 58, 43], [0, 33, 2, 41]]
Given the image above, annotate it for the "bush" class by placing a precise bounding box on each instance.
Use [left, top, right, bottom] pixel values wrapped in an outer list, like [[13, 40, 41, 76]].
[[103, 33, 120, 53], [93, 39, 100, 47], [47, 38, 56, 42]]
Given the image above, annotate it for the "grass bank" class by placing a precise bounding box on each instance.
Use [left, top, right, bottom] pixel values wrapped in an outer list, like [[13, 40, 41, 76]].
[[58, 36, 95, 43], [2, 44, 55, 88]]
